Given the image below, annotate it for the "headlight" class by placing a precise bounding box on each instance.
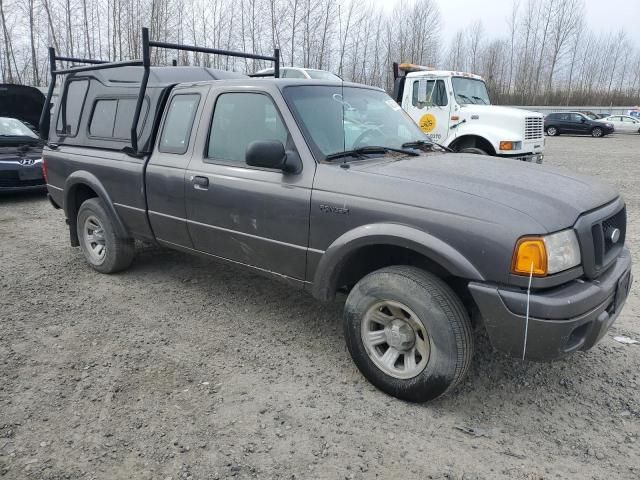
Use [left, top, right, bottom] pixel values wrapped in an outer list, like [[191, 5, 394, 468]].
[[511, 229, 581, 277], [607, 123, 614, 128]]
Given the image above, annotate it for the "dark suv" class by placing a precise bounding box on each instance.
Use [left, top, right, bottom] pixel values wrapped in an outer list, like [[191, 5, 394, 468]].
[[544, 112, 614, 137], [40, 30, 633, 403]]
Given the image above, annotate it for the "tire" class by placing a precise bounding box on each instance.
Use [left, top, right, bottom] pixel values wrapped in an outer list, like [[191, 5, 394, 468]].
[[343, 266, 473, 402], [76, 198, 135, 273], [459, 147, 488, 155], [591, 127, 603, 138], [546, 126, 558, 136]]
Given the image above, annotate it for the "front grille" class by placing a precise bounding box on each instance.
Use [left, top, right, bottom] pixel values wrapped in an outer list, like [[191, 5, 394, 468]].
[[525, 116, 544, 140], [0, 170, 45, 188], [577, 203, 626, 279]]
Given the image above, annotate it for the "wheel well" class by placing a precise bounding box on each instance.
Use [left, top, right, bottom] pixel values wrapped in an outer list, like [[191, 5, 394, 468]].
[[334, 244, 472, 309], [67, 184, 98, 246], [450, 135, 496, 155]]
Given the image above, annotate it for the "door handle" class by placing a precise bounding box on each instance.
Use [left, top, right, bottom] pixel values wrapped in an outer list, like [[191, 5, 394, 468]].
[[191, 175, 209, 190]]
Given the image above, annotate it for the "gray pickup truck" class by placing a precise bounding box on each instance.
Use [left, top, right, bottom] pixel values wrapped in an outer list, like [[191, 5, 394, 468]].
[[40, 31, 633, 402]]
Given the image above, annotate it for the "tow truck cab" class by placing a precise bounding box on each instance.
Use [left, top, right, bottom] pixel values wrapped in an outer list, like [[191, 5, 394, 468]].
[[393, 63, 545, 163]]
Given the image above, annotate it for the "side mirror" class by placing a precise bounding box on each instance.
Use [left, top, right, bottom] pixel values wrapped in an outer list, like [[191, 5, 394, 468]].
[[580, 118, 586, 123], [246, 140, 301, 174]]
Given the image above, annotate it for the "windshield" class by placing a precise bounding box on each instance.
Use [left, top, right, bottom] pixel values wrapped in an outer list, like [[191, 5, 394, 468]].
[[0, 117, 38, 138], [451, 77, 490, 105], [305, 70, 341, 81], [283, 86, 426, 159]]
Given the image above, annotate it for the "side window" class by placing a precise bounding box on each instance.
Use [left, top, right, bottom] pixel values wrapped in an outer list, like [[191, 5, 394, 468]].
[[158, 94, 200, 154], [283, 69, 306, 79], [411, 79, 443, 108], [435, 80, 448, 106], [558, 113, 569, 121], [571, 114, 584, 122], [89, 100, 117, 137], [88, 98, 149, 140], [207, 93, 289, 165], [56, 79, 89, 136]]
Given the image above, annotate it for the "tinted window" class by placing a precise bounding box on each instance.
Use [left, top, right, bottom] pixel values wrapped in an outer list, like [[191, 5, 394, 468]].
[[113, 99, 143, 139], [56, 79, 89, 136], [159, 94, 200, 154], [558, 113, 570, 121], [571, 114, 584, 122], [89, 100, 117, 137], [88, 98, 149, 140], [207, 93, 289, 164]]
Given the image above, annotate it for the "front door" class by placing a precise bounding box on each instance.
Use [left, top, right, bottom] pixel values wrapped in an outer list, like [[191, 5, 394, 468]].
[[403, 77, 450, 143], [184, 88, 314, 281], [147, 88, 208, 248]]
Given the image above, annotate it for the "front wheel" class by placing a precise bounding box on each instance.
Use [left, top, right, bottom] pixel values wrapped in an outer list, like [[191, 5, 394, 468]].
[[343, 266, 473, 402], [546, 126, 558, 136], [77, 198, 135, 273], [591, 127, 603, 137], [458, 147, 488, 155]]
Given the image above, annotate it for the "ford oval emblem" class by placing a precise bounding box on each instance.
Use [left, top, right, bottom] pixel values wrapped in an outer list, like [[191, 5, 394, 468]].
[[608, 228, 621, 244]]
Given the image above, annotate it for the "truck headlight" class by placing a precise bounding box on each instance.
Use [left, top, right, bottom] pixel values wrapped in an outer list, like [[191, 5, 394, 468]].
[[499, 141, 522, 151], [511, 229, 581, 277]]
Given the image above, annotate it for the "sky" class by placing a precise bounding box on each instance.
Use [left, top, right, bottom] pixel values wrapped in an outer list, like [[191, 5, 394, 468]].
[[369, 0, 640, 46]]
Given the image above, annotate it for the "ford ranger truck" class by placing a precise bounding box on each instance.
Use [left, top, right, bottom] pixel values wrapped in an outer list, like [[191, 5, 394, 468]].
[[41, 31, 632, 403], [393, 63, 545, 163]]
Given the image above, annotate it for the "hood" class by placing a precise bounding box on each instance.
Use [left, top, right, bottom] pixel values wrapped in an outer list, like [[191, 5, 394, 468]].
[[0, 84, 45, 130], [0, 142, 43, 161], [350, 153, 618, 232], [459, 104, 541, 120]]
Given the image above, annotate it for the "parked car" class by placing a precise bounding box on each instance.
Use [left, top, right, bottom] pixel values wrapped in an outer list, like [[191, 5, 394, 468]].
[[597, 115, 640, 134], [0, 117, 45, 192], [42, 30, 632, 403], [256, 66, 341, 80], [595, 113, 611, 119], [544, 112, 614, 137]]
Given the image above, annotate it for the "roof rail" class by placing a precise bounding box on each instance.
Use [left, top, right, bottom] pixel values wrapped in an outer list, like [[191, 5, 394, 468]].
[[40, 27, 281, 156]]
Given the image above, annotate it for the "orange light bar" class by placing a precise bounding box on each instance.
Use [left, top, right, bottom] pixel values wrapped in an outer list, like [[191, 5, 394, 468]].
[[511, 237, 548, 276]]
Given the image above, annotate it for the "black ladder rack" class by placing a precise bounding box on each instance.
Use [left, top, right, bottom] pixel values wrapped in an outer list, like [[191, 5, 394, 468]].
[[40, 27, 280, 156]]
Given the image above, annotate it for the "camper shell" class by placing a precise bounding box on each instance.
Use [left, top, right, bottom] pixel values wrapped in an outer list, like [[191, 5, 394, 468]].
[[47, 67, 246, 153]]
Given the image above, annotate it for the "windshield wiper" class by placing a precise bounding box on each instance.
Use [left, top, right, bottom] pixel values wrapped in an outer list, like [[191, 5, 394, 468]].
[[402, 139, 453, 153], [472, 96, 488, 104], [456, 93, 473, 104], [325, 145, 419, 161]]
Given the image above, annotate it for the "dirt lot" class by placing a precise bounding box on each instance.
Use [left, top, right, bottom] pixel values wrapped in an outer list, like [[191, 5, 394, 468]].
[[1, 134, 639, 480]]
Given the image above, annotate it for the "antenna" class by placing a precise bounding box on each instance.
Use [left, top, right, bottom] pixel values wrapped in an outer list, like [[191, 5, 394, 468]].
[[522, 262, 533, 360], [338, 1, 348, 169]]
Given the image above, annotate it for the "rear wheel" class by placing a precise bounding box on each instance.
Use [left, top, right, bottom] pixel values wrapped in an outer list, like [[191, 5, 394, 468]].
[[546, 126, 558, 136], [591, 127, 603, 138], [77, 198, 135, 273], [343, 266, 473, 402]]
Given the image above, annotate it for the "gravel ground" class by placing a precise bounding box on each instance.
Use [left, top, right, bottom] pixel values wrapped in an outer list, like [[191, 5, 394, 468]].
[[1, 134, 639, 480]]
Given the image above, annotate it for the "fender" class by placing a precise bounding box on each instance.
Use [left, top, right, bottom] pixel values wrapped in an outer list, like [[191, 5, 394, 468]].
[[63, 171, 130, 245], [311, 223, 484, 301], [444, 124, 520, 153]]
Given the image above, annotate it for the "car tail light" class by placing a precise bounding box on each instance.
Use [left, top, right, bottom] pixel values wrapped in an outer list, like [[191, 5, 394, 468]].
[[42, 157, 48, 183]]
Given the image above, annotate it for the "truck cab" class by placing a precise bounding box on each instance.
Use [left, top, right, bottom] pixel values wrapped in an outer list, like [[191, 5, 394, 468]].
[[393, 63, 545, 162]]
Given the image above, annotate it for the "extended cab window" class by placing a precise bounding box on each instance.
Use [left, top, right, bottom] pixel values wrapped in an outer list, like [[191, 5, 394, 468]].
[[89, 98, 149, 140], [207, 93, 288, 164], [411, 79, 447, 108], [159, 94, 200, 154], [56, 79, 89, 136]]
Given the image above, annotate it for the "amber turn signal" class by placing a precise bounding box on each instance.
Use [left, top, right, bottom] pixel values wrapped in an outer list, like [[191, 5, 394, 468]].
[[511, 237, 548, 276], [499, 141, 514, 151]]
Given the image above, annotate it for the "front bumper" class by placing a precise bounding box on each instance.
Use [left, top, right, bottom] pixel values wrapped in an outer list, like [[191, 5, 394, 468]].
[[0, 159, 45, 192], [499, 152, 544, 164], [469, 248, 632, 361]]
